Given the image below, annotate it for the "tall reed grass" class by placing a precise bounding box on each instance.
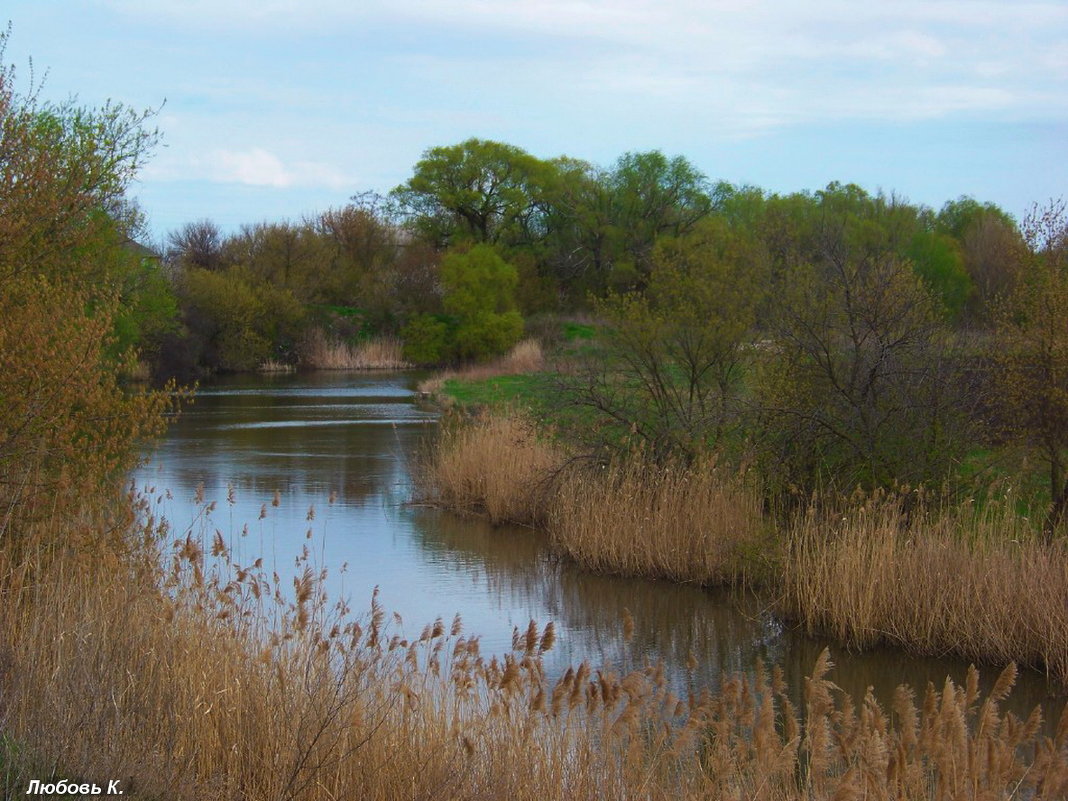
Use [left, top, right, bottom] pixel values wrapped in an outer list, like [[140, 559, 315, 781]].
[[424, 411, 564, 525], [784, 493, 1068, 685], [549, 458, 767, 586], [424, 411, 767, 585], [300, 328, 410, 370], [2, 490, 1066, 800], [424, 410, 1068, 688]]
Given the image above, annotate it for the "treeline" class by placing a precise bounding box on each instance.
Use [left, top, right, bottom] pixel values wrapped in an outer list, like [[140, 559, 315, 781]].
[[9, 91, 1055, 531], [150, 137, 1068, 534], [148, 137, 1032, 378], [543, 187, 1068, 536]]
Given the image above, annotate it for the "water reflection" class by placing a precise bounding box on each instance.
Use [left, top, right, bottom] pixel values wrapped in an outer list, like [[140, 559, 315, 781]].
[[136, 371, 1064, 730]]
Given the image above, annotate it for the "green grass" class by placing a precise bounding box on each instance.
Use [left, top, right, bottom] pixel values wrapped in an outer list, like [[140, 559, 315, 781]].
[[441, 374, 554, 411], [957, 445, 1053, 519], [562, 321, 596, 341]]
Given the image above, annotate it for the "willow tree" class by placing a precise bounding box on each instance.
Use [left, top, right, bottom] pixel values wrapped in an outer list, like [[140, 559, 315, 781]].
[[390, 138, 555, 248]]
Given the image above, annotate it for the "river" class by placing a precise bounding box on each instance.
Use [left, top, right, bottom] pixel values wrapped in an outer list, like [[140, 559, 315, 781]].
[[135, 370, 1063, 718]]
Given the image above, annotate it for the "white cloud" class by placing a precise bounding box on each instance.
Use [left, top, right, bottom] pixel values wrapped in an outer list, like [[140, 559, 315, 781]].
[[143, 147, 348, 189], [96, 0, 1068, 130], [212, 148, 291, 187]]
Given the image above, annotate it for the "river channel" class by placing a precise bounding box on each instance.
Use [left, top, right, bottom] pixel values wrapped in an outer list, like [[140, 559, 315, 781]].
[[136, 370, 1063, 719]]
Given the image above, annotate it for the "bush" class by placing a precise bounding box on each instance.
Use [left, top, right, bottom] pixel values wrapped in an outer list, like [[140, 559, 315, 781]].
[[441, 244, 524, 361], [401, 314, 452, 365]]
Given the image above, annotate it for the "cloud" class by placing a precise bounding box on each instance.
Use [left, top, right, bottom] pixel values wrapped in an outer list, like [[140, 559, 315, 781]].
[[386, 0, 1066, 130], [212, 148, 291, 187], [143, 147, 349, 189]]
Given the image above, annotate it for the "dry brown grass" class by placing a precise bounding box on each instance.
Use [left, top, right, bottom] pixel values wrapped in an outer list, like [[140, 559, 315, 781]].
[[426, 411, 1068, 692], [784, 493, 1068, 685], [300, 328, 410, 370], [423, 410, 565, 525], [549, 458, 767, 586], [424, 410, 766, 586], [417, 338, 545, 396], [257, 358, 295, 373], [1, 497, 1065, 800]]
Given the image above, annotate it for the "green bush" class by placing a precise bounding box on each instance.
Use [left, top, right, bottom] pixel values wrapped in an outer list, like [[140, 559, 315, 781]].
[[401, 314, 452, 365]]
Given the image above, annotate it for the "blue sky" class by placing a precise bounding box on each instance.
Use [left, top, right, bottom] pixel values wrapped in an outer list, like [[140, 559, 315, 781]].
[[4, 1, 1066, 242]]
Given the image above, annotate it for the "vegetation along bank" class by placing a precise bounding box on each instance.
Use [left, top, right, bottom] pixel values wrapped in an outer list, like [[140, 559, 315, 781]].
[[2, 27, 1067, 798]]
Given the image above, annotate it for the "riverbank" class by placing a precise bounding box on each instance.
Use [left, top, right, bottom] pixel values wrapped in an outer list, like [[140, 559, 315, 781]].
[[421, 408, 1068, 688], [2, 488, 1066, 799]]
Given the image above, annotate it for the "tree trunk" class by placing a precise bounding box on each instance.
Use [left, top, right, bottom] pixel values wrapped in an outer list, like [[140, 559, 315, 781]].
[[1043, 455, 1068, 543]]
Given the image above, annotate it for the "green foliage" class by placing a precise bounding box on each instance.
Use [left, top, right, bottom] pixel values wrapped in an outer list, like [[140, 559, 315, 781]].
[[937, 196, 1015, 240], [539, 150, 714, 298], [907, 230, 971, 318], [440, 244, 524, 361], [0, 32, 172, 541], [564, 218, 767, 462], [441, 244, 519, 318], [609, 151, 713, 265], [452, 310, 524, 362], [180, 266, 305, 371], [391, 138, 554, 247], [401, 314, 451, 365], [110, 254, 180, 359]]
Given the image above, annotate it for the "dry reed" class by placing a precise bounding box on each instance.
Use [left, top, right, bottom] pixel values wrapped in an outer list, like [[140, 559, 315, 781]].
[[784, 492, 1068, 685], [1, 493, 1065, 800], [424, 410, 565, 525], [549, 458, 767, 586], [424, 410, 766, 585], [426, 411, 1068, 690], [300, 327, 410, 370], [257, 358, 295, 373]]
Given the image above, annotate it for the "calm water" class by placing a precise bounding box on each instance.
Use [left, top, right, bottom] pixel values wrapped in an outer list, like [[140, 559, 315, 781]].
[[136, 371, 1063, 718]]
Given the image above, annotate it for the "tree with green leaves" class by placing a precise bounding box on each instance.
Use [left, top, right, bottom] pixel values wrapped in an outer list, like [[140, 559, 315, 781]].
[[608, 150, 714, 284], [391, 138, 554, 247], [906, 230, 971, 319], [535, 150, 715, 297], [178, 265, 305, 372], [937, 197, 1022, 320], [401, 244, 523, 364], [442, 244, 524, 361], [756, 187, 971, 495], [564, 218, 767, 463]]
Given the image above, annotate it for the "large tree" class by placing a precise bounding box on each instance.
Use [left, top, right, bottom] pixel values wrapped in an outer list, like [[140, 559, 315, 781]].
[[608, 150, 713, 283], [756, 186, 970, 495], [537, 150, 715, 297], [391, 138, 554, 247], [937, 197, 1023, 320]]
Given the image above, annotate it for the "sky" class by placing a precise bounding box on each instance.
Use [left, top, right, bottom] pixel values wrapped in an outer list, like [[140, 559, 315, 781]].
[[4, 1, 1066, 243]]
